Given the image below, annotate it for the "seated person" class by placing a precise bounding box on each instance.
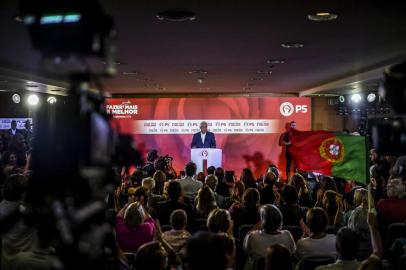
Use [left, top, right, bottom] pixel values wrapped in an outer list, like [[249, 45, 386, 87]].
[[260, 171, 277, 205], [186, 231, 235, 270], [244, 204, 296, 270], [162, 209, 192, 253], [315, 227, 360, 270], [195, 186, 218, 218], [135, 241, 168, 270], [279, 184, 306, 226], [207, 208, 233, 236], [295, 207, 337, 260], [177, 162, 202, 201], [155, 181, 194, 226], [265, 244, 293, 270], [115, 201, 156, 253]]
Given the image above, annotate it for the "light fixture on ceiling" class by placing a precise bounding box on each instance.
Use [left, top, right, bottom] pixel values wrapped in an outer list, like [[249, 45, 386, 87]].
[[103, 61, 121, 65], [197, 78, 204, 84], [338, 96, 345, 103], [281, 43, 304, 49], [50, 89, 62, 92], [267, 59, 285, 65], [188, 70, 208, 75], [47, 96, 57, 104], [27, 94, 39, 106], [350, 93, 362, 103], [367, 93, 377, 103], [156, 10, 196, 22], [250, 77, 264, 81], [256, 70, 272, 75], [122, 71, 141, 76], [307, 12, 338, 21], [12, 93, 21, 104]]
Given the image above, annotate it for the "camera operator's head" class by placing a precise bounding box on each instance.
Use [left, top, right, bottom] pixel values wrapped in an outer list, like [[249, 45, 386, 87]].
[[147, 149, 158, 162], [185, 161, 197, 177], [3, 174, 27, 202]]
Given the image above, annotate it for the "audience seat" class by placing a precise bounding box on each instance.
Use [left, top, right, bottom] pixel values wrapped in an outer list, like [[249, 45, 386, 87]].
[[252, 257, 265, 270], [283, 225, 303, 242], [238, 224, 255, 241], [385, 223, 406, 254], [295, 255, 335, 270]]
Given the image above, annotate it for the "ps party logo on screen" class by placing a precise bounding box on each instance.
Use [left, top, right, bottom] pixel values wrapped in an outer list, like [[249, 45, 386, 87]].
[[280, 102, 308, 116], [106, 100, 138, 118], [280, 102, 294, 116]]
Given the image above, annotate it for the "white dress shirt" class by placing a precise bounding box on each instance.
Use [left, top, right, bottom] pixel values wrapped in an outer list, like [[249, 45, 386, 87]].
[[200, 132, 206, 144]]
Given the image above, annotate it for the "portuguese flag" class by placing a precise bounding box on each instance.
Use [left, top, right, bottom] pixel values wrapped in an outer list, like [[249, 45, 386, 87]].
[[289, 129, 369, 184]]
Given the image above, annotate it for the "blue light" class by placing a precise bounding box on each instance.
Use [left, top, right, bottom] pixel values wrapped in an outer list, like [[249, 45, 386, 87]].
[[63, 14, 81, 23], [40, 15, 63, 25]]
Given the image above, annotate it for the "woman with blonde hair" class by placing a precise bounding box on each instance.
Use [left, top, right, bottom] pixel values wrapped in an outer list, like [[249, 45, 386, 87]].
[[196, 186, 217, 218]]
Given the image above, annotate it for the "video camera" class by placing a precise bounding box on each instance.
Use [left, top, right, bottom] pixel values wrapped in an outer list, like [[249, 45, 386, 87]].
[[372, 61, 406, 156]]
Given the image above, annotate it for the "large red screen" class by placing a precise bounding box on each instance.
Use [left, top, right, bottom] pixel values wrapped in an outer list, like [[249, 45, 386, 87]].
[[106, 97, 311, 179]]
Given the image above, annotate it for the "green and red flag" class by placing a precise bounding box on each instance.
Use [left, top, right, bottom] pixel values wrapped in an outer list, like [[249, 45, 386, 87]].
[[289, 129, 369, 184]]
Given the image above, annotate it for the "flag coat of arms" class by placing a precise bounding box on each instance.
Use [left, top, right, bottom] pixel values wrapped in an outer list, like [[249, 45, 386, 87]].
[[288, 129, 369, 184]]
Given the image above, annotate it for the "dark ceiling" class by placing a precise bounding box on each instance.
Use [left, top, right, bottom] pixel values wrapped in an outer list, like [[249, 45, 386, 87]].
[[0, 0, 405, 95]]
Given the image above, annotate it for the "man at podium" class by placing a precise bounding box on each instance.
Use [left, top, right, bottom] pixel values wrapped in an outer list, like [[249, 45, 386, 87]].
[[191, 121, 216, 148]]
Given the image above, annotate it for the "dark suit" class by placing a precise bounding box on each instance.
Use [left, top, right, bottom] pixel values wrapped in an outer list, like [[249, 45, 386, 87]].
[[191, 131, 216, 148]]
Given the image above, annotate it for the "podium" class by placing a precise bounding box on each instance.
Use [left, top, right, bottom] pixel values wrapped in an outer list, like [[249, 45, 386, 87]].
[[191, 148, 222, 173]]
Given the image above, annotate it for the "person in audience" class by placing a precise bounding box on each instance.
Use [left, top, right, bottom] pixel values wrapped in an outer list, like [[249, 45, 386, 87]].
[[240, 168, 257, 189], [177, 161, 202, 201], [295, 207, 337, 259], [196, 186, 217, 218], [260, 171, 277, 205], [207, 208, 233, 236], [322, 190, 343, 226], [0, 174, 36, 269], [135, 241, 168, 270], [197, 172, 205, 184], [315, 227, 360, 270], [186, 231, 235, 270], [0, 139, 6, 163], [265, 244, 293, 270], [359, 212, 384, 270], [141, 177, 163, 211], [143, 149, 158, 177], [279, 184, 305, 226], [229, 187, 261, 236], [7, 133, 28, 167], [155, 181, 194, 226], [1, 151, 21, 176], [376, 178, 406, 235], [207, 166, 216, 175], [21, 120, 33, 141], [290, 173, 313, 207], [244, 204, 296, 270], [162, 209, 191, 253], [205, 174, 225, 208], [348, 188, 372, 241], [153, 170, 166, 196], [215, 167, 230, 197], [130, 168, 145, 187], [115, 201, 156, 253]]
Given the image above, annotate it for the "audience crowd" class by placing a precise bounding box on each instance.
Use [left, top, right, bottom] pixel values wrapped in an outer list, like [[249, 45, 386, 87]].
[[0, 123, 406, 270]]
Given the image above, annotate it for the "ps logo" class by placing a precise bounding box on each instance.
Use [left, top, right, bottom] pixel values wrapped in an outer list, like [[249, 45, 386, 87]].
[[201, 150, 208, 157], [280, 102, 294, 116], [280, 102, 308, 116]]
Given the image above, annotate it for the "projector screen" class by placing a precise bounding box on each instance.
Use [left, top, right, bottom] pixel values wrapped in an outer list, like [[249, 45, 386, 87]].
[[106, 97, 311, 179]]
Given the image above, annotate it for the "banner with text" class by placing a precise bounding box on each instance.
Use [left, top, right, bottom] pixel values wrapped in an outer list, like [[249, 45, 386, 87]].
[[106, 97, 311, 179]]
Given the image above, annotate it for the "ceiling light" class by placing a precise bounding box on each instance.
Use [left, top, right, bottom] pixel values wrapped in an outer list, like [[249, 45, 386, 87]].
[[338, 96, 345, 103], [188, 70, 208, 75], [256, 70, 272, 75], [307, 12, 338, 21], [197, 78, 204, 84], [27, 94, 39, 106], [267, 59, 285, 65], [350, 93, 362, 103], [156, 10, 196, 22], [250, 77, 264, 81], [12, 93, 21, 104], [367, 93, 376, 103], [47, 96, 57, 104], [122, 71, 141, 76], [281, 43, 304, 49]]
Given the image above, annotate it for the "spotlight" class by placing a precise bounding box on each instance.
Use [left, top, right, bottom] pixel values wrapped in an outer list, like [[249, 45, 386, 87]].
[[47, 96, 57, 104], [338, 96, 345, 103], [351, 93, 362, 103], [27, 94, 39, 106], [367, 93, 376, 103], [12, 93, 21, 103]]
